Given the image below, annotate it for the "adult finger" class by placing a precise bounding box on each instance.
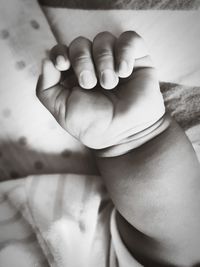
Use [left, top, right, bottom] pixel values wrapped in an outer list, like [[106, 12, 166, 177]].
[[115, 31, 150, 78], [69, 36, 97, 89], [50, 44, 71, 71], [93, 31, 119, 90]]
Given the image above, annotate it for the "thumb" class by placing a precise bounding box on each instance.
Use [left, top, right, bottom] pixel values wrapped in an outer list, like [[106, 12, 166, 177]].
[[36, 58, 61, 93], [36, 59, 69, 125]]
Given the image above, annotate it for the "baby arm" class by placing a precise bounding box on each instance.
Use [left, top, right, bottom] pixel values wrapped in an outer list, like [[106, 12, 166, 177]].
[[36, 31, 200, 266]]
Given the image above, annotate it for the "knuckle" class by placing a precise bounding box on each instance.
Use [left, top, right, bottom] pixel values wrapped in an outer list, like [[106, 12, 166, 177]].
[[95, 48, 113, 61], [118, 45, 132, 54], [72, 52, 91, 66], [69, 37, 92, 65]]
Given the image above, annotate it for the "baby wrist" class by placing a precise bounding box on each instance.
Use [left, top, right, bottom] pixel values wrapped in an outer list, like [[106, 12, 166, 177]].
[[93, 113, 172, 158]]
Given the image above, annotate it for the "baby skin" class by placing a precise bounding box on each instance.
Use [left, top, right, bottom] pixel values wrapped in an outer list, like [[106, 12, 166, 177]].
[[36, 31, 200, 266]]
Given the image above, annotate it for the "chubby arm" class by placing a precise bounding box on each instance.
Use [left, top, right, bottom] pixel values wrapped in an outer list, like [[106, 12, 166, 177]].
[[96, 117, 200, 266], [36, 31, 200, 266]]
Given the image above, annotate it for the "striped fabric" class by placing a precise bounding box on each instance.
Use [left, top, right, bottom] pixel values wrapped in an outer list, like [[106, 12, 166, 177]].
[[0, 174, 114, 267], [38, 0, 200, 10], [0, 179, 47, 266]]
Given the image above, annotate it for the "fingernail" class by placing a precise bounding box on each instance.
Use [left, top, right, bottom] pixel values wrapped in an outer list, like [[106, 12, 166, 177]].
[[56, 55, 70, 71], [101, 69, 119, 90], [79, 70, 97, 89], [118, 60, 130, 77]]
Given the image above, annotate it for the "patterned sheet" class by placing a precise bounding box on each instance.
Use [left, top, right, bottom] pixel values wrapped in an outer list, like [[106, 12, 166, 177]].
[[0, 0, 98, 181]]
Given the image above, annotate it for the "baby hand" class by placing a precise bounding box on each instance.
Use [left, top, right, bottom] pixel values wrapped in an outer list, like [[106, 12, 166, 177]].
[[36, 31, 165, 154]]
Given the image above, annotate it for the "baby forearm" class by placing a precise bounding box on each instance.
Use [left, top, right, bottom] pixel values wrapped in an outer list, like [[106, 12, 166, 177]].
[[37, 31, 200, 265], [96, 116, 200, 265]]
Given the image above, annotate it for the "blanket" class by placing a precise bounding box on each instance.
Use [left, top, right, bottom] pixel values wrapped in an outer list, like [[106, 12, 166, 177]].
[[0, 174, 114, 267]]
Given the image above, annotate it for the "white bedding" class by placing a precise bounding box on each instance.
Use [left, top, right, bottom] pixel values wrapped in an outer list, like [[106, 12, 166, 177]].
[[0, 174, 112, 267]]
